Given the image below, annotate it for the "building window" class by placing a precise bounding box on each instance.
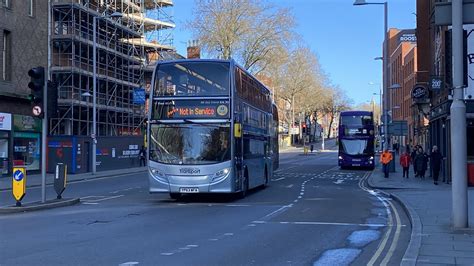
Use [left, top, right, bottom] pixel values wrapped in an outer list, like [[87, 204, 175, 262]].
[[28, 0, 34, 16], [2, 0, 10, 8], [2, 30, 11, 81]]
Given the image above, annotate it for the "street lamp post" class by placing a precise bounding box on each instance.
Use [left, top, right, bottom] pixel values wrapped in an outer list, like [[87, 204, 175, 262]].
[[92, 12, 122, 174], [354, 0, 388, 150]]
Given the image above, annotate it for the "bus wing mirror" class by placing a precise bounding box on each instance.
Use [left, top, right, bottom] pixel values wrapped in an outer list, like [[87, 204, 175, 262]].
[[234, 123, 242, 138]]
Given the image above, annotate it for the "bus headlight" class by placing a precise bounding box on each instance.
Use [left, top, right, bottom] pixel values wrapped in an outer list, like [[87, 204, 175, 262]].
[[369, 156, 374, 160], [213, 168, 231, 182], [150, 167, 168, 182], [338, 156, 343, 160]]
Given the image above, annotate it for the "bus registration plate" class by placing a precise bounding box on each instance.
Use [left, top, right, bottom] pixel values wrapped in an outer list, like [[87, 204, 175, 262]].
[[179, 187, 199, 193], [352, 164, 360, 167]]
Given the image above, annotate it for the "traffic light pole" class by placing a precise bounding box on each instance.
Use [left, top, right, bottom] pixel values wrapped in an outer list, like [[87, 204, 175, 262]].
[[41, 0, 52, 203]]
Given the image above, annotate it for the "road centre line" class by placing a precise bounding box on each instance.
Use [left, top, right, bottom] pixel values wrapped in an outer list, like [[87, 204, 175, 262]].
[[272, 177, 285, 181]]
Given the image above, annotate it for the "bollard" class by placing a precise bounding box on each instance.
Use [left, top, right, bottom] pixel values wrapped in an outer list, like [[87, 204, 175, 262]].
[[12, 167, 26, 207], [54, 163, 67, 199]]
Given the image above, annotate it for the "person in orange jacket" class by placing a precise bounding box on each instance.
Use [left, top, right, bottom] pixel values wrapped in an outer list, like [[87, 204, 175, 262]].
[[380, 149, 393, 178], [399, 150, 411, 178]]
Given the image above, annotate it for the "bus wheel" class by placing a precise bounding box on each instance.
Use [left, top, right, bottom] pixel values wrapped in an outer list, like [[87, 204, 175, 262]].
[[169, 193, 182, 200]]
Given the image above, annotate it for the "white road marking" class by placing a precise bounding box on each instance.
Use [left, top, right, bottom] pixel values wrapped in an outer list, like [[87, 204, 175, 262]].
[[82, 202, 99, 205], [208, 238, 219, 241], [272, 177, 285, 182], [119, 262, 139, 266], [286, 184, 294, 188], [334, 179, 344, 184], [186, 244, 198, 248], [224, 233, 234, 236], [253, 221, 387, 227], [82, 195, 124, 202]]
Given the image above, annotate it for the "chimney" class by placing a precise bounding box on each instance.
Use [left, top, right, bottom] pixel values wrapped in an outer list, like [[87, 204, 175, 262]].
[[187, 40, 201, 59]]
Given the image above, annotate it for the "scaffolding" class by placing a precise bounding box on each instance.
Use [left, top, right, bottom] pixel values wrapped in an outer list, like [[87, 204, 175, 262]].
[[49, 0, 175, 137]]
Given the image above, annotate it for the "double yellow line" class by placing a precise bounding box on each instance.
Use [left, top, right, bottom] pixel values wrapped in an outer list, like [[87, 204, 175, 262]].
[[359, 172, 402, 266]]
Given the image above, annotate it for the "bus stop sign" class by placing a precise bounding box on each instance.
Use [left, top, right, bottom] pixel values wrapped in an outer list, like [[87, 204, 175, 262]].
[[12, 167, 26, 205]]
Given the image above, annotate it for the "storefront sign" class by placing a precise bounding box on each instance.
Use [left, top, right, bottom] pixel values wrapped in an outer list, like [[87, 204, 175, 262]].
[[430, 77, 444, 91], [13, 115, 41, 132], [0, 113, 12, 131], [412, 85, 428, 100], [466, 25, 474, 100]]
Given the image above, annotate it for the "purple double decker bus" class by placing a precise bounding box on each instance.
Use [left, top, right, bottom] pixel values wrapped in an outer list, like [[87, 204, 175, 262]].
[[338, 111, 375, 170]]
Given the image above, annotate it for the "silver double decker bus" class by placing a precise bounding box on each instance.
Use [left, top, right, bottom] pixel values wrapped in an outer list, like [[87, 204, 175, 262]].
[[147, 59, 278, 199]]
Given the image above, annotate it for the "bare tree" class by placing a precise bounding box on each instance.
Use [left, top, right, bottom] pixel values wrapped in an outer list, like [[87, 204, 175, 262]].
[[354, 101, 381, 125], [274, 47, 323, 131], [321, 86, 352, 138], [187, 0, 295, 74]]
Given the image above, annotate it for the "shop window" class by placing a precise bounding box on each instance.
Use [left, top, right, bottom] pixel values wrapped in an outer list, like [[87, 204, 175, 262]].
[[13, 132, 40, 171]]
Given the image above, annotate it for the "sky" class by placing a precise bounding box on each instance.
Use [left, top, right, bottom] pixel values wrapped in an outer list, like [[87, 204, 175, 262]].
[[168, 0, 416, 106]]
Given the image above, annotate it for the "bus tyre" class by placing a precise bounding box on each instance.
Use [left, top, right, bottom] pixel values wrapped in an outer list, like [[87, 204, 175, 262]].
[[169, 193, 182, 200]]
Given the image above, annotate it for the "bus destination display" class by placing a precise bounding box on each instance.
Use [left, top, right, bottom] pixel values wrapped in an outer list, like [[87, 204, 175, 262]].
[[153, 99, 230, 120]]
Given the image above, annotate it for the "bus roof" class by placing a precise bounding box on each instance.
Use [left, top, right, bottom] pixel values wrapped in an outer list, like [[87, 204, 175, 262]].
[[340, 110, 373, 116]]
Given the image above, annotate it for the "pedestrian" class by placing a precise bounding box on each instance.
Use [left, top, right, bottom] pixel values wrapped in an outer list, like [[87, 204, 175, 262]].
[[139, 145, 147, 166], [380, 149, 393, 178], [430, 145, 443, 185], [405, 143, 411, 154], [410, 146, 418, 177], [400, 150, 411, 178], [414, 147, 427, 179]]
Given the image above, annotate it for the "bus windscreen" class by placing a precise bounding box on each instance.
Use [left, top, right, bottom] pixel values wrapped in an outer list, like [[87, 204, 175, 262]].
[[154, 62, 230, 97]]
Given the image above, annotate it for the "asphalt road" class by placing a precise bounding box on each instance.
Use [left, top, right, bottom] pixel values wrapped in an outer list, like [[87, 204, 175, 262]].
[[0, 141, 410, 266]]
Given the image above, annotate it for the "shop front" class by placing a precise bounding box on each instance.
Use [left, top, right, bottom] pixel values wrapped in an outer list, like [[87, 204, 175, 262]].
[[0, 112, 12, 175], [12, 115, 41, 172]]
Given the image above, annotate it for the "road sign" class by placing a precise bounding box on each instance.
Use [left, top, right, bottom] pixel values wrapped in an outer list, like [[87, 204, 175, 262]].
[[388, 120, 408, 136], [12, 167, 26, 206], [32, 105, 42, 117]]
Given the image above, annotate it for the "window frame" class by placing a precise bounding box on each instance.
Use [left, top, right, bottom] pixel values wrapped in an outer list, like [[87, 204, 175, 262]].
[[2, 30, 11, 81], [28, 0, 35, 17]]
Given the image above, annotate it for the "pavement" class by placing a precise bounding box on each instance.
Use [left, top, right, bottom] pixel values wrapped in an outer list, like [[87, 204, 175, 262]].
[[368, 163, 474, 265], [0, 166, 147, 212]]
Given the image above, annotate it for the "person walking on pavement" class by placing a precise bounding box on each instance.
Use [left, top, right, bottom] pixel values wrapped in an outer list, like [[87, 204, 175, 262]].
[[411, 145, 418, 177], [415, 147, 427, 179], [380, 149, 393, 178], [139, 146, 147, 167], [400, 150, 411, 178], [430, 145, 443, 185]]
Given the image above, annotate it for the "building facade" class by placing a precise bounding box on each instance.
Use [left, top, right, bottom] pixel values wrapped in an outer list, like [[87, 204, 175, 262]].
[[0, 0, 48, 174], [416, 0, 474, 180], [385, 28, 418, 149]]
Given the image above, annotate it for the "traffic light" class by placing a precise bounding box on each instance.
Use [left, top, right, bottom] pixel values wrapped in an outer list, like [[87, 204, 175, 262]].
[[302, 123, 307, 134], [28, 66, 45, 118]]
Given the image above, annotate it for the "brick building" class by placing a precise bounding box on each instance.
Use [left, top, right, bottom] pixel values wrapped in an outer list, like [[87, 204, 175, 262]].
[[0, 0, 48, 174], [385, 28, 418, 148]]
